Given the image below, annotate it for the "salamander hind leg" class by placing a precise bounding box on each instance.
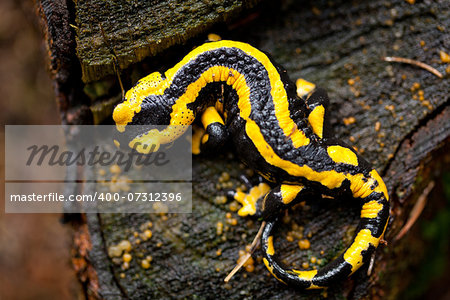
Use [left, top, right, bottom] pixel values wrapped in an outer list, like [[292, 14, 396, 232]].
[[260, 184, 310, 221], [232, 182, 310, 219], [262, 172, 390, 289]]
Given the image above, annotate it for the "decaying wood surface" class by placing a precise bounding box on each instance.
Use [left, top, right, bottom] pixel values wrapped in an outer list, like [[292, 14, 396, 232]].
[[38, 0, 449, 299], [75, 0, 260, 83]]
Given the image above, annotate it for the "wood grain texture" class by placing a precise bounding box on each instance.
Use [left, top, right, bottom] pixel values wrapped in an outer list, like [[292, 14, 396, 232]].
[[74, 0, 260, 83]]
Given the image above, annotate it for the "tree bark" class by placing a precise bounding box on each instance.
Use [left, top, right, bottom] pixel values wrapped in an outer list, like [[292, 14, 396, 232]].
[[38, 0, 449, 299]]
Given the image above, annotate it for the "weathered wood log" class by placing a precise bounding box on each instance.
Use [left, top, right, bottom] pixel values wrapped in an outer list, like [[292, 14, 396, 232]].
[[75, 0, 260, 83], [38, 0, 449, 299]]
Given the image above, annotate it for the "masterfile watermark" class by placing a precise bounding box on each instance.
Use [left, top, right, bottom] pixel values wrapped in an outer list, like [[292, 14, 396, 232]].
[[5, 125, 192, 213], [26, 144, 168, 172]]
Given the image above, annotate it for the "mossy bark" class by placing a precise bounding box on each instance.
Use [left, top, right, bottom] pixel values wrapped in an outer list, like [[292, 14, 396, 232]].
[[38, 0, 449, 299]]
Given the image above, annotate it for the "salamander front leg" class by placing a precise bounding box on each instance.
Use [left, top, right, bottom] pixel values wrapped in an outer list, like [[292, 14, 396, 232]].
[[305, 88, 333, 139], [199, 106, 229, 153]]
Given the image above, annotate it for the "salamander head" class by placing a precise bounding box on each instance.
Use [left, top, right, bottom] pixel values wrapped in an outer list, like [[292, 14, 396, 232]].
[[113, 72, 171, 153], [113, 72, 170, 129]]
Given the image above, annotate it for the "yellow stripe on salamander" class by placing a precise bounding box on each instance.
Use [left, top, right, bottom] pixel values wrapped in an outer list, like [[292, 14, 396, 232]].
[[266, 236, 275, 255], [361, 200, 384, 218], [114, 72, 167, 132], [291, 270, 321, 289], [263, 258, 286, 284], [343, 229, 380, 273]]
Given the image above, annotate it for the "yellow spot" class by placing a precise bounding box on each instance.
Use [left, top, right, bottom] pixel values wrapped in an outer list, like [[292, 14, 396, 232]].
[[117, 240, 133, 252], [361, 200, 383, 218], [327, 145, 358, 166], [227, 218, 238, 226], [141, 259, 151, 269], [129, 131, 161, 154], [266, 236, 275, 255], [216, 221, 224, 235], [237, 249, 254, 271], [298, 239, 311, 250], [439, 51, 450, 63], [343, 229, 380, 273], [245, 264, 255, 272], [292, 269, 317, 280], [228, 201, 240, 212], [113, 139, 120, 148], [280, 184, 304, 205], [110, 164, 121, 174], [343, 116, 356, 125], [296, 78, 316, 97], [143, 229, 152, 239], [107, 246, 122, 258], [259, 182, 271, 194], [311, 6, 321, 15], [123, 253, 132, 263], [263, 258, 286, 284], [411, 82, 421, 92], [208, 33, 222, 41], [308, 105, 325, 138], [375, 121, 381, 132]]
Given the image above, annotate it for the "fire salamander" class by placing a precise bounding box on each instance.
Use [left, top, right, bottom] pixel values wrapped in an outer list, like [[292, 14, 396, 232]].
[[113, 40, 390, 289]]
